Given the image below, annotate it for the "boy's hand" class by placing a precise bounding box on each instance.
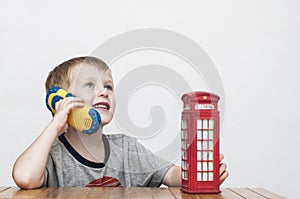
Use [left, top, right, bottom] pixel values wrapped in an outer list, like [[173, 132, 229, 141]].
[[219, 153, 229, 185], [50, 97, 84, 135], [163, 153, 229, 187]]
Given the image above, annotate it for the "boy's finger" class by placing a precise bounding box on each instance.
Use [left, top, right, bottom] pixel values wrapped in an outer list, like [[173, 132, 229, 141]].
[[62, 97, 83, 103], [54, 99, 63, 110], [70, 97, 84, 102], [219, 163, 229, 185], [219, 153, 224, 162], [219, 170, 229, 185], [60, 97, 84, 107], [71, 102, 85, 108], [55, 98, 84, 111], [219, 163, 227, 175]]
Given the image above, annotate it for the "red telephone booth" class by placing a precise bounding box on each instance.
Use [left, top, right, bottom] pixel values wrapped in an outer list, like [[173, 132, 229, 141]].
[[181, 91, 220, 194]]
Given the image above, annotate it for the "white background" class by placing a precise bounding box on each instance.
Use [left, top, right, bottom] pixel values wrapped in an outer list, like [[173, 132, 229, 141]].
[[1, 1, 299, 198]]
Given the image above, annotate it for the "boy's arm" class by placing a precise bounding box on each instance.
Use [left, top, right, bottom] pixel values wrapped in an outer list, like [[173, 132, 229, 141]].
[[12, 97, 84, 189], [12, 123, 61, 189], [162, 154, 229, 187], [162, 165, 181, 187]]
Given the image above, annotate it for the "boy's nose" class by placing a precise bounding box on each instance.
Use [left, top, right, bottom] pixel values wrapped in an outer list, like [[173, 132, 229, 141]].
[[96, 87, 108, 97]]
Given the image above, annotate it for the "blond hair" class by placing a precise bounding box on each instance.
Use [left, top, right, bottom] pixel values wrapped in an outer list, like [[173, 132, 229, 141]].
[[45, 56, 109, 91]]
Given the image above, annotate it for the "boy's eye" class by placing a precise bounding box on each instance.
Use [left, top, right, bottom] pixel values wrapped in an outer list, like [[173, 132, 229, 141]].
[[104, 85, 113, 91], [84, 82, 95, 88]]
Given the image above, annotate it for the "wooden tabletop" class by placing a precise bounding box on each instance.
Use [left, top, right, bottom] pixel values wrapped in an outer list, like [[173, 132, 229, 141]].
[[0, 187, 286, 199]]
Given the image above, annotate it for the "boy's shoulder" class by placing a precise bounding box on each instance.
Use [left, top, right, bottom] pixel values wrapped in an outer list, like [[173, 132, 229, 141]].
[[52, 137, 61, 147], [48, 137, 65, 156]]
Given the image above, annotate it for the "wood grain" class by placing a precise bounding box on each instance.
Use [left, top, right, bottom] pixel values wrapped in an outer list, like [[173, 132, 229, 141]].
[[228, 188, 267, 199], [0, 187, 11, 193], [0, 187, 19, 198], [0, 187, 287, 199], [249, 188, 287, 199], [219, 188, 244, 199], [149, 187, 175, 199]]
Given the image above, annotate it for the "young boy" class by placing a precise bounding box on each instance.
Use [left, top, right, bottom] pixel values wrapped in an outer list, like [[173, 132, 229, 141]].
[[12, 56, 228, 189]]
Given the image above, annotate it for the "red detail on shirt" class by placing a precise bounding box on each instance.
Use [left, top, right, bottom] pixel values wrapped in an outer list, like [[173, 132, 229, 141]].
[[85, 176, 122, 187]]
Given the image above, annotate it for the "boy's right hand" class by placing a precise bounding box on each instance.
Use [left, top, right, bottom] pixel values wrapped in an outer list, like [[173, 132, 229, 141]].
[[50, 97, 85, 135]]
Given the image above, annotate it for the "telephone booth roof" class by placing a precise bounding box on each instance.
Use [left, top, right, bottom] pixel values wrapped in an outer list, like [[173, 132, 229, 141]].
[[182, 91, 220, 103]]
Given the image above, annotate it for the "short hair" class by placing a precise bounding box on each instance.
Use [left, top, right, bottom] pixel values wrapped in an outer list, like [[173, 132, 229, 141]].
[[45, 56, 109, 91]]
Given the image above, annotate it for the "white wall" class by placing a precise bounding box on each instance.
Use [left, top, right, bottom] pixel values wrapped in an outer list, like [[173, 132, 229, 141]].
[[1, 0, 299, 198]]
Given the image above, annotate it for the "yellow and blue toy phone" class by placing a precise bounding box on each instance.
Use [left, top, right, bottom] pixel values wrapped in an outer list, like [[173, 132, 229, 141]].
[[46, 86, 101, 134]]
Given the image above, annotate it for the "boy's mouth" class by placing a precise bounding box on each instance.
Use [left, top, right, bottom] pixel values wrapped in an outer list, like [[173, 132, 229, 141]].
[[93, 102, 110, 111]]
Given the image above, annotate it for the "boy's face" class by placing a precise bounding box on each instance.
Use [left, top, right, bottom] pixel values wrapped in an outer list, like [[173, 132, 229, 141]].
[[67, 64, 116, 126]]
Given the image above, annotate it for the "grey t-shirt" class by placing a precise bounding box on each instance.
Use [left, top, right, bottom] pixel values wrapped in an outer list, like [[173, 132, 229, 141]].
[[43, 133, 173, 187]]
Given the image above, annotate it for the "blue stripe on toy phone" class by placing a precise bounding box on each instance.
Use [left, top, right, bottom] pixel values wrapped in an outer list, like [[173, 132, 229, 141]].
[[82, 109, 101, 134], [66, 93, 73, 97]]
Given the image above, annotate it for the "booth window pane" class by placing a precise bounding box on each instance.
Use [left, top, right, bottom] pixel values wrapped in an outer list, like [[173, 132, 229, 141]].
[[182, 171, 188, 180], [197, 141, 202, 150], [181, 130, 187, 139], [203, 162, 208, 171], [182, 141, 187, 150], [203, 151, 208, 160], [209, 130, 214, 139], [208, 172, 214, 181], [182, 120, 187, 129], [182, 161, 189, 170], [203, 120, 208, 129], [203, 130, 208, 139], [197, 119, 202, 129], [197, 130, 202, 139], [209, 120, 214, 129], [197, 162, 202, 171], [197, 151, 202, 160], [197, 172, 202, 181], [209, 141, 214, 150], [208, 152, 213, 160], [202, 141, 208, 150], [208, 162, 214, 171], [203, 172, 208, 181]]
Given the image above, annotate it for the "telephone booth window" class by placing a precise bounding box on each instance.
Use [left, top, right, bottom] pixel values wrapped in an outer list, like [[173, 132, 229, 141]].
[[196, 119, 215, 182], [181, 119, 188, 180]]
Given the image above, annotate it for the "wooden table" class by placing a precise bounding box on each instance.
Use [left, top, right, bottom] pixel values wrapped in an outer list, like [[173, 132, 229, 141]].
[[0, 187, 286, 199]]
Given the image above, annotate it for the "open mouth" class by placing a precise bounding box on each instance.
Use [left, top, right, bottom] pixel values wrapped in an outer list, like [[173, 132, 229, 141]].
[[93, 102, 110, 111]]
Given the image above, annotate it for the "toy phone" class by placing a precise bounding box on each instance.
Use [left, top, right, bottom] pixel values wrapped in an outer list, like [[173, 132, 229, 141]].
[[45, 86, 101, 134]]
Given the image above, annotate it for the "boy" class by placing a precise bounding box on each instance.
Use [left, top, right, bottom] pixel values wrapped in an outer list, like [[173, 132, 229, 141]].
[[12, 56, 228, 189]]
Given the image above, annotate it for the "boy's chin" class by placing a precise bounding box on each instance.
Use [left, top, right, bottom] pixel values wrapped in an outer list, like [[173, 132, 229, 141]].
[[100, 119, 112, 127]]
